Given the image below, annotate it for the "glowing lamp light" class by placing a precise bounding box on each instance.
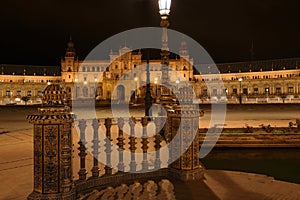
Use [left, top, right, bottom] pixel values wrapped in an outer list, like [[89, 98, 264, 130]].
[[158, 0, 172, 17]]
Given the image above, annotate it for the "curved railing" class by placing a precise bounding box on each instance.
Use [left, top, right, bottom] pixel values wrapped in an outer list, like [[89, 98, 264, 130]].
[[72, 116, 170, 197]]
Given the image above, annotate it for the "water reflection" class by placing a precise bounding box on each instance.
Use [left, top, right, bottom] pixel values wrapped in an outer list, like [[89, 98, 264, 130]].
[[202, 148, 300, 184]]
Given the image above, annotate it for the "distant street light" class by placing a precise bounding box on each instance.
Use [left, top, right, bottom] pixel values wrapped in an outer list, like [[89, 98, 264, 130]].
[[175, 79, 180, 90], [238, 78, 243, 104]]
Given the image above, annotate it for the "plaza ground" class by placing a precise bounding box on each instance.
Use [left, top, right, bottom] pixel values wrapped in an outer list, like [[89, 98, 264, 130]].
[[1, 129, 300, 199]]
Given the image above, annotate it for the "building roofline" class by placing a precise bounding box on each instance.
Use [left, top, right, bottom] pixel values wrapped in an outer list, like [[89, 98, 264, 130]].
[[215, 57, 300, 65]]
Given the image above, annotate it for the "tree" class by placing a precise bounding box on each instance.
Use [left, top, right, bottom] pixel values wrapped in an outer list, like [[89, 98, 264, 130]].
[[21, 96, 30, 105]]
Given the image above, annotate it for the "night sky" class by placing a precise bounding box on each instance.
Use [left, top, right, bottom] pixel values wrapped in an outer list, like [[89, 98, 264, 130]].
[[0, 0, 299, 66]]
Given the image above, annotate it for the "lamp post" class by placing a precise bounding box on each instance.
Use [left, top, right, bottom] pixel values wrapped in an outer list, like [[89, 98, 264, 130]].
[[158, 0, 171, 98], [160, 0, 204, 179], [134, 77, 138, 104], [154, 77, 158, 98], [145, 60, 153, 116], [238, 78, 243, 104], [266, 88, 269, 102]]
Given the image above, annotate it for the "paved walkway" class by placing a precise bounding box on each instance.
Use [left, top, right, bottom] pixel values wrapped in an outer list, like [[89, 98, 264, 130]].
[[1, 129, 300, 200], [0, 130, 33, 200], [205, 170, 300, 200]]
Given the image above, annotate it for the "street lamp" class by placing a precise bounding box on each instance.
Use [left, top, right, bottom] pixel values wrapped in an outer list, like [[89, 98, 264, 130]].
[[158, 0, 171, 79], [158, 0, 172, 17], [158, 0, 171, 101], [238, 78, 243, 104]]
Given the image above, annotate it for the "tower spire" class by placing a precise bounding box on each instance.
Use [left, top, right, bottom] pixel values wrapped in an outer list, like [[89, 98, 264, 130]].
[[179, 40, 189, 57], [65, 36, 76, 57]]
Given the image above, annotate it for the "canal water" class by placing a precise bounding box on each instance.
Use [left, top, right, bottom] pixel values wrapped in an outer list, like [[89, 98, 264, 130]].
[[201, 148, 300, 184]]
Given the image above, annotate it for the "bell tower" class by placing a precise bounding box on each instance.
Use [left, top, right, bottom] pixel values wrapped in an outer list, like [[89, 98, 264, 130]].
[[179, 40, 194, 81], [179, 40, 189, 58], [62, 37, 77, 83]]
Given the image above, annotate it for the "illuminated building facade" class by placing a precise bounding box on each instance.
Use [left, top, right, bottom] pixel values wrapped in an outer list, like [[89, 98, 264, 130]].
[[0, 38, 299, 104]]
